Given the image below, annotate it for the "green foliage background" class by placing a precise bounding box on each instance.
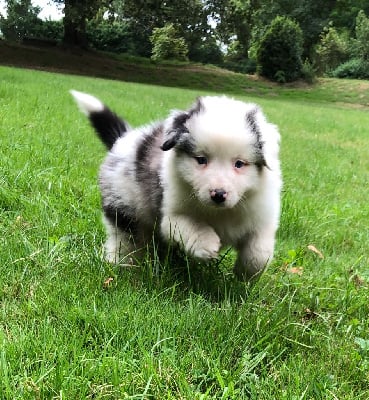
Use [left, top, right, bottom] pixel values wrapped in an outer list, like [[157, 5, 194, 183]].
[[3, 0, 369, 80]]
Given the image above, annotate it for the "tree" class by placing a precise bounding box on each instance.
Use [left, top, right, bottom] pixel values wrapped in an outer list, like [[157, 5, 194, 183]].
[[52, 0, 103, 48], [208, 0, 260, 61], [354, 10, 369, 60], [257, 16, 304, 82], [188, 36, 223, 64], [150, 23, 188, 61], [0, 0, 41, 41], [111, 0, 209, 58], [330, 0, 369, 32], [253, 0, 335, 58]]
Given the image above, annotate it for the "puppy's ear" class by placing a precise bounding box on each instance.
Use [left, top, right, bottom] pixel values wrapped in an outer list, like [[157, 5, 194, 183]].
[[245, 107, 269, 169], [161, 98, 203, 152], [161, 111, 189, 151], [190, 97, 204, 115], [161, 129, 182, 151]]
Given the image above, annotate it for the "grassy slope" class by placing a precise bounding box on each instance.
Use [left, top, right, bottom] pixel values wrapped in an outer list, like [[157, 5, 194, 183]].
[[0, 46, 369, 399], [3, 40, 369, 107]]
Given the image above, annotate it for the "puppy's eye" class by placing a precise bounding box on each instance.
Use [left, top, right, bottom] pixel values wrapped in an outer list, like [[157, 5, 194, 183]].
[[195, 156, 208, 165], [234, 160, 248, 169]]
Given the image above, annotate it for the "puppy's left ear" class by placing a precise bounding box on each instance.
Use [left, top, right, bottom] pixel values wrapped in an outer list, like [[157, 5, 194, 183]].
[[245, 107, 270, 169]]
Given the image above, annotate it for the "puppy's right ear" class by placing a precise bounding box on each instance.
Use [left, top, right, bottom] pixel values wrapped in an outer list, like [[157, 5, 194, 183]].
[[161, 111, 190, 151], [161, 129, 181, 151], [161, 99, 203, 152]]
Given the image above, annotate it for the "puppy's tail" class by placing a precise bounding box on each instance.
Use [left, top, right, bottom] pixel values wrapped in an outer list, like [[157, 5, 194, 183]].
[[70, 90, 129, 150]]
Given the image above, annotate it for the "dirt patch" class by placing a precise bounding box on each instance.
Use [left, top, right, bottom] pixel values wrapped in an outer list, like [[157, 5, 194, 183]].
[[336, 102, 369, 110]]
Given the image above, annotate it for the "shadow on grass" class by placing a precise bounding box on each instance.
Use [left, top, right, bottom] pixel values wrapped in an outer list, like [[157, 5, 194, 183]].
[[107, 244, 261, 304]]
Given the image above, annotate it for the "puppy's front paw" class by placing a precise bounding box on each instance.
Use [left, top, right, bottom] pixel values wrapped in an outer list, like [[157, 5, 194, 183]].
[[187, 228, 221, 261]]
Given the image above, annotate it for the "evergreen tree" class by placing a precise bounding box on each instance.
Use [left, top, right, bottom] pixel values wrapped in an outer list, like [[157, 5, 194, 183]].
[[257, 16, 304, 82]]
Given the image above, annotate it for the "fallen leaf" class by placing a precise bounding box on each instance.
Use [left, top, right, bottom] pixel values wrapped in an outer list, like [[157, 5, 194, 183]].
[[103, 277, 114, 288], [352, 274, 365, 288], [307, 244, 324, 259], [288, 266, 304, 275], [15, 215, 31, 229]]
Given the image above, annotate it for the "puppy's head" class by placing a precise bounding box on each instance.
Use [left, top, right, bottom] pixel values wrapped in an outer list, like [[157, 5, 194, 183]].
[[162, 96, 280, 209]]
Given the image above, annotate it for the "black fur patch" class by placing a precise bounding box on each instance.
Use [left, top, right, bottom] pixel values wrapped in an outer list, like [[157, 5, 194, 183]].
[[136, 125, 162, 165], [176, 135, 196, 155], [188, 97, 204, 118], [161, 98, 203, 152], [246, 108, 267, 168], [90, 107, 129, 150], [135, 124, 164, 219], [103, 204, 138, 235], [160, 129, 182, 151], [161, 129, 196, 154]]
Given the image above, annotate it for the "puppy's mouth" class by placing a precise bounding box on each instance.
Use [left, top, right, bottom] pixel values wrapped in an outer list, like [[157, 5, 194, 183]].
[[208, 200, 239, 211]]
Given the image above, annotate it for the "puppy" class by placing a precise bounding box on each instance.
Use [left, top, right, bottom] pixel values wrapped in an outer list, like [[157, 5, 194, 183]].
[[71, 91, 282, 281]]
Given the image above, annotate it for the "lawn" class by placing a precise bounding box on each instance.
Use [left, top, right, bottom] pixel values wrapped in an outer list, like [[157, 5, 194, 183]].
[[0, 64, 368, 399]]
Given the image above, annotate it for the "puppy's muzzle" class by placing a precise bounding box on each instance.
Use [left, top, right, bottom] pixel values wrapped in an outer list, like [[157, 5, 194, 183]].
[[210, 189, 227, 204]]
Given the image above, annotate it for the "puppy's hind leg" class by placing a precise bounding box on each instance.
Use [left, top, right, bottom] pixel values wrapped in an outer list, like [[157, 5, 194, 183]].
[[234, 231, 275, 281]]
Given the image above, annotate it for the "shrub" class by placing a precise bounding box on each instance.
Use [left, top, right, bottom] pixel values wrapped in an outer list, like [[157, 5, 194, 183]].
[[188, 37, 223, 64], [330, 58, 369, 79], [150, 24, 188, 62], [87, 20, 135, 54], [315, 25, 350, 74], [31, 19, 63, 41], [256, 16, 304, 82], [301, 59, 316, 83], [223, 40, 257, 74], [221, 59, 257, 74]]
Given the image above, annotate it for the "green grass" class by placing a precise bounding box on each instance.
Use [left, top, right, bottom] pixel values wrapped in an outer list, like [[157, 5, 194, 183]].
[[1, 64, 369, 399]]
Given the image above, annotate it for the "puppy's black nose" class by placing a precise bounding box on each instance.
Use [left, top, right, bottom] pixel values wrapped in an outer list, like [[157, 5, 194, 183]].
[[210, 189, 227, 204]]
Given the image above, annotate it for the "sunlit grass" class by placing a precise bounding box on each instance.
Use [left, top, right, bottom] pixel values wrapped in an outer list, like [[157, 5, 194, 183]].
[[0, 65, 368, 399]]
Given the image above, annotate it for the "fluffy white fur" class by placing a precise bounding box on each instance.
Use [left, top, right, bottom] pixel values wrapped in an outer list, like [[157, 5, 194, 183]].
[[70, 90, 104, 115], [71, 91, 282, 281]]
